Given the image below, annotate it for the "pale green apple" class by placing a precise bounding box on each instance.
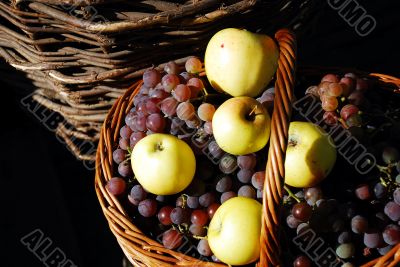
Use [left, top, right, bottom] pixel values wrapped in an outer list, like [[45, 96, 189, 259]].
[[205, 28, 279, 97], [208, 197, 262, 265], [285, 121, 337, 188], [212, 96, 271, 155], [131, 133, 195, 195]]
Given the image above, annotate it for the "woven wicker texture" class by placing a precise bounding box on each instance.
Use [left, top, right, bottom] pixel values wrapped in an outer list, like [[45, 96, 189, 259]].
[[0, 0, 323, 160]]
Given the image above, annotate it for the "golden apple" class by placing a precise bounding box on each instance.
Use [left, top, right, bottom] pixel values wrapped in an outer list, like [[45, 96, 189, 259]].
[[131, 134, 195, 195], [212, 96, 271, 155], [208, 197, 262, 265], [285, 121, 337, 188], [205, 28, 279, 97]]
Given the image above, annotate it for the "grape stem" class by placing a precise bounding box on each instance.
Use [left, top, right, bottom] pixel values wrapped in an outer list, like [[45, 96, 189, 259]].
[[192, 235, 207, 240], [284, 185, 301, 203]]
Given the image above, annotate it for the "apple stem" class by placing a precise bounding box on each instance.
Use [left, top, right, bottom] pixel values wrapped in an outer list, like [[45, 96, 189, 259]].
[[284, 185, 301, 203], [249, 105, 257, 116]]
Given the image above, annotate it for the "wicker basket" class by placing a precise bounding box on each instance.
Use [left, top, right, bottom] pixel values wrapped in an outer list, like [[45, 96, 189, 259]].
[[0, 0, 323, 161], [95, 29, 400, 266]]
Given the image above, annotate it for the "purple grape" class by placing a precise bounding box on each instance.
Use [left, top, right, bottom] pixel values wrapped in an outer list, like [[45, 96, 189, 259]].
[[286, 215, 301, 229], [138, 199, 157, 217], [216, 176, 232, 193], [220, 191, 236, 203], [382, 146, 399, 164], [146, 113, 166, 133], [251, 171, 265, 190], [130, 185, 147, 203], [197, 239, 212, 257], [394, 188, 400, 205], [189, 224, 206, 236], [304, 187, 323, 206], [237, 169, 254, 184], [237, 154, 257, 170], [106, 177, 126, 196], [338, 231, 352, 244], [113, 149, 126, 164], [207, 141, 224, 159], [130, 131, 146, 148], [199, 192, 216, 207], [170, 207, 190, 224], [119, 138, 129, 150], [219, 154, 238, 174], [238, 185, 256, 199], [351, 215, 368, 234], [118, 161, 132, 177], [374, 182, 387, 199], [383, 224, 400, 245], [143, 69, 161, 88], [384, 201, 400, 221], [363, 231, 383, 248], [186, 196, 199, 209], [164, 61, 180, 75]]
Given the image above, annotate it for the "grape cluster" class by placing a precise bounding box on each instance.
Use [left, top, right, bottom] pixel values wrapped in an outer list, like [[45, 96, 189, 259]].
[[104, 57, 275, 262], [283, 145, 400, 266], [306, 73, 370, 128]]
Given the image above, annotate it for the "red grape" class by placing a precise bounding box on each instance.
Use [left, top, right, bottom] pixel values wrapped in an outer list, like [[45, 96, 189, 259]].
[[106, 177, 126, 196], [207, 203, 220, 219], [176, 102, 195, 120], [326, 82, 343, 97], [340, 77, 355, 96], [323, 111, 338, 126], [355, 184, 371, 200], [356, 78, 369, 91], [149, 89, 169, 100], [133, 114, 147, 132], [185, 57, 202, 73], [191, 209, 208, 226], [321, 74, 339, 83], [383, 224, 400, 245], [118, 161, 132, 177], [292, 202, 312, 222], [293, 255, 311, 267], [351, 215, 368, 234], [145, 98, 161, 114], [321, 95, 338, 111], [119, 138, 129, 150], [346, 114, 362, 127], [340, 104, 359, 120], [162, 229, 183, 249], [197, 103, 216, 122], [189, 224, 206, 236], [172, 84, 191, 102], [348, 91, 365, 106], [130, 131, 146, 148], [251, 171, 265, 190], [203, 121, 213, 135], [164, 61, 180, 75], [143, 69, 161, 88], [158, 206, 174, 226], [161, 74, 180, 92], [146, 113, 166, 133], [304, 187, 323, 206], [382, 146, 399, 164], [318, 81, 331, 96], [187, 78, 204, 98], [160, 97, 178, 117]]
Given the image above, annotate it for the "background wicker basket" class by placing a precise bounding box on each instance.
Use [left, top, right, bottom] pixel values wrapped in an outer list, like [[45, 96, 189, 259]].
[[95, 28, 400, 266], [0, 0, 323, 161]]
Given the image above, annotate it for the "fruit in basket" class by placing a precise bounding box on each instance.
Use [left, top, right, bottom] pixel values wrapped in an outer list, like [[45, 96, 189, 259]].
[[131, 133, 196, 195], [212, 96, 271, 155], [284, 121, 337, 188], [205, 28, 279, 97], [207, 197, 262, 265]]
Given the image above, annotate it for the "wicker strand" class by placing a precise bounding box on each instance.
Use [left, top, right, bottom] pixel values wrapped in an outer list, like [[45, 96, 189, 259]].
[[258, 29, 297, 267]]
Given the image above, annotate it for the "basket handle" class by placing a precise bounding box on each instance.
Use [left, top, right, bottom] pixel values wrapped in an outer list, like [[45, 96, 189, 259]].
[[258, 29, 297, 267]]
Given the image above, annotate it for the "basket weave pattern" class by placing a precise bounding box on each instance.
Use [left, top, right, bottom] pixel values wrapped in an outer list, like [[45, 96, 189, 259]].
[[0, 0, 322, 160]]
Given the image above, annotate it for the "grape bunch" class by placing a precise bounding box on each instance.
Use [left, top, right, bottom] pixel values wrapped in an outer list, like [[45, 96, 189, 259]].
[[104, 57, 276, 262], [306, 73, 370, 128]]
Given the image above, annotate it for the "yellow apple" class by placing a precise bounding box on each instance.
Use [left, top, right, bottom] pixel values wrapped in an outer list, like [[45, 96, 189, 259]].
[[285, 121, 337, 188], [205, 28, 279, 97], [212, 96, 271, 155], [208, 197, 262, 265], [131, 133, 195, 195]]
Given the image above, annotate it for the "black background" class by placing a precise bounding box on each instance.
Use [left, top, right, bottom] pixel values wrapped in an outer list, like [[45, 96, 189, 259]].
[[1, 2, 399, 267]]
